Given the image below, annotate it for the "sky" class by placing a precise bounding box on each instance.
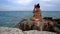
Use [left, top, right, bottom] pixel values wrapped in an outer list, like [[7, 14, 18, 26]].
[[0, 0, 60, 11]]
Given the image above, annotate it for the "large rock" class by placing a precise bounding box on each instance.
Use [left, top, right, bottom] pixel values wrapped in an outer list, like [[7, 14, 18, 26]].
[[24, 30, 57, 34], [0, 27, 57, 34], [15, 18, 55, 31], [0, 27, 23, 34], [15, 18, 46, 31], [15, 18, 60, 34]]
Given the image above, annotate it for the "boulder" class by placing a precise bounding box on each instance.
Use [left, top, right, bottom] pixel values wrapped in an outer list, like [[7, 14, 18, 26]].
[[24, 30, 57, 34], [0, 27, 23, 34], [0, 27, 57, 34]]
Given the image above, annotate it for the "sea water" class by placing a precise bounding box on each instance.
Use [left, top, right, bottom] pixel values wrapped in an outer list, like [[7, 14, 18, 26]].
[[0, 11, 60, 27]]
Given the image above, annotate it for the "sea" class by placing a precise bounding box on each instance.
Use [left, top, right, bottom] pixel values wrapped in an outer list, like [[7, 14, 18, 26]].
[[0, 11, 60, 27]]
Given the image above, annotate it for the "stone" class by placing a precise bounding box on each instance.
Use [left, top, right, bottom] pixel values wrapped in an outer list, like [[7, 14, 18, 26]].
[[24, 30, 57, 34], [0, 27, 58, 34], [0, 27, 23, 34]]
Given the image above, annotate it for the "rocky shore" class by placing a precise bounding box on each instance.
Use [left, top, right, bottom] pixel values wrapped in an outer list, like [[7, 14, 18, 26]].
[[0, 27, 57, 34]]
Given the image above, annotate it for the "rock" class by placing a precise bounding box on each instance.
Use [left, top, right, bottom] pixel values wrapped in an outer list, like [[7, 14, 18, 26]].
[[0, 27, 57, 34], [15, 18, 51, 31], [15, 18, 60, 34], [24, 30, 57, 34], [43, 17, 52, 20], [0, 27, 23, 34], [15, 18, 46, 31], [14, 19, 27, 28]]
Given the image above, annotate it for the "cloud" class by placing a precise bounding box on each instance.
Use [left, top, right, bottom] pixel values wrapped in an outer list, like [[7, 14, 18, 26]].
[[0, 0, 60, 11], [40, 0, 51, 1], [8, 0, 33, 5], [39, 0, 60, 6]]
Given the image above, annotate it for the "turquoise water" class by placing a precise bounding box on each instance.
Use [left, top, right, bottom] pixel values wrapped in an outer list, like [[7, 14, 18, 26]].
[[0, 11, 60, 27]]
